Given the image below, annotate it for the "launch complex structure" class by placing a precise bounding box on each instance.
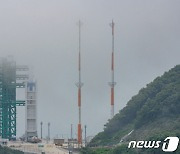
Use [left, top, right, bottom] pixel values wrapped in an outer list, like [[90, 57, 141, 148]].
[[0, 21, 116, 147], [0, 56, 37, 141]]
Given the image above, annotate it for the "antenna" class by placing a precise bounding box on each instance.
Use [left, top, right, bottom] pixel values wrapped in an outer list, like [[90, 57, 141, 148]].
[[109, 20, 116, 119], [75, 20, 83, 146]]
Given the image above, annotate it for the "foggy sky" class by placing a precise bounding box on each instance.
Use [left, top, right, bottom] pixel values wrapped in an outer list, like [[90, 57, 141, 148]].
[[0, 0, 180, 139]]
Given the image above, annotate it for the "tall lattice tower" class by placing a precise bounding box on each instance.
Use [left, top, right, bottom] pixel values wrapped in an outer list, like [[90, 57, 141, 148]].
[[75, 20, 83, 146], [108, 20, 116, 119], [0, 56, 28, 139]]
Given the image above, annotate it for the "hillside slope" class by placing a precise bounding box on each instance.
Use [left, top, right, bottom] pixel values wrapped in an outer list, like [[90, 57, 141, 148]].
[[89, 65, 180, 146]]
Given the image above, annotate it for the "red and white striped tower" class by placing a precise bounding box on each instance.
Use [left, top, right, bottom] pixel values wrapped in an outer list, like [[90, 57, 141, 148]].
[[109, 20, 116, 119], [76, 20, 83, 146]]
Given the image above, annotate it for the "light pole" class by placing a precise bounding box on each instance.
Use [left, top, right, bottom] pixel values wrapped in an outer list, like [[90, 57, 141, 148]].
[[48, 122, 50, 142], [40, 121, 43, 139]]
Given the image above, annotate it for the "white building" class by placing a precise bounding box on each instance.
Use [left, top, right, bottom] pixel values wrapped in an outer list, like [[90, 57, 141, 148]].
[[25, 81, 37, 141]]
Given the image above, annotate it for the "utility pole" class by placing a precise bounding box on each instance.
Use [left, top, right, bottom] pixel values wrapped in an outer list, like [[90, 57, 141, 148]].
[[109, 20, 116, 119]]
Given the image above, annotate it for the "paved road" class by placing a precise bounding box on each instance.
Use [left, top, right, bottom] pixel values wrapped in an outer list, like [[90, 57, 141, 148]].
[[8, 142, 70, 154]]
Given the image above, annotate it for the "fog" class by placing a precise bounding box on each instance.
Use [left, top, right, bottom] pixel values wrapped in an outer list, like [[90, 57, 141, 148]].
[[0, 0, 179, 139]]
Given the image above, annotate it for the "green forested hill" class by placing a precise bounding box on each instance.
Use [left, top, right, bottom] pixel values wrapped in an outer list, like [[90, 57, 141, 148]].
[[89, 65, 180, 147]]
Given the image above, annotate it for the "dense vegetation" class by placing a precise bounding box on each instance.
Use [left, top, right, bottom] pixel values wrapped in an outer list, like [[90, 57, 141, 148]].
[[83, 65, 180, 153], [0, 145, 23, 154], [81, 143, 180, 154]]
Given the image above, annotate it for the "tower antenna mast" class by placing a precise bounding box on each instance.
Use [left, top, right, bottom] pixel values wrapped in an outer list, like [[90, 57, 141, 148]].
[[109, 20, 116, 119], [76, 20, 83, 146]]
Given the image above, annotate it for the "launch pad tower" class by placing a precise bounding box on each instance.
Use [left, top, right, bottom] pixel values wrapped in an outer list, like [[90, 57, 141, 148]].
[[0, 56, 29, 139]]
